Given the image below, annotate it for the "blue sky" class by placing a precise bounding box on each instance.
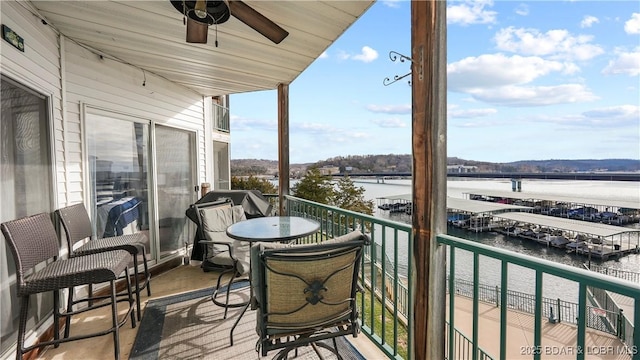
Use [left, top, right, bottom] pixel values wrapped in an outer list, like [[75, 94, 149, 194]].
[[229, 0, 640, 164]]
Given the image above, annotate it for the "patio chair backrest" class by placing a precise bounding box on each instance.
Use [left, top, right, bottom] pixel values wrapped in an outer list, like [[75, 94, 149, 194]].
[[1, 213, 60, 292], [251, 230, 370, 355], [196, 202, 249, 273], [56, 203, 94, 250]]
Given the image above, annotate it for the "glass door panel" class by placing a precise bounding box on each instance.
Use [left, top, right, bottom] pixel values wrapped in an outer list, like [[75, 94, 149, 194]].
[[86, 115, 151, 257], [155, 125, 196, 258]]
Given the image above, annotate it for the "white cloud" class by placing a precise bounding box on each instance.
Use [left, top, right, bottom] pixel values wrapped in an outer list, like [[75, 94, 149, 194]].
[[448, 54, 572, 90], [447, 0, 497, 26], [580, 15, 599, 28], [515, 4, 529, 16], [291, 122, 337, 134], [352, 46, 378, 63], [229, 115, 276, 131], [582, 105, 640, 126], [494, 27, 604, 61], [319, 51, 328, 59], [449, 108, 498, 118], [602, 48, 640, 76], [366, 104, 411, 114], [337, 47, 378, 63], [467, 84, 599, 106], [538, 105, 639, 127], [372, 117, 407, 128], [381, 0, 402, 8], [625, 13, 640, 34]]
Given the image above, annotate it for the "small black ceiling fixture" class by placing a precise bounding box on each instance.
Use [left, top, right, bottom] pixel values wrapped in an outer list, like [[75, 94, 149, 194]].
[[170, 0, 288, 45]]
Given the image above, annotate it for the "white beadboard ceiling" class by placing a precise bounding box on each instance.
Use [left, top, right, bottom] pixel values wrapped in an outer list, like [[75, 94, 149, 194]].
[[32, 0, 375, 97]]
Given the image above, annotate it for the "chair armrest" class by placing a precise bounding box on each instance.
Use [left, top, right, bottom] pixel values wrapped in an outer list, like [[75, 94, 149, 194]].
[[199, 240, 237, 260]]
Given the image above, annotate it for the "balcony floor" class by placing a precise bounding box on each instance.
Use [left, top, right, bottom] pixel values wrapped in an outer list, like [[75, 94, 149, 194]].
[[33, 262, 387, 360], [25, 261, 631, 360]]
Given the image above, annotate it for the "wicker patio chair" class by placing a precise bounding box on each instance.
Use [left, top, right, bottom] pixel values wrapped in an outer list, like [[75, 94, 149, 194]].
[[251, 230, 370, 359], [1, 212, 136, 360], [55, 203, 151, 322], [193, 199, 250, 318]]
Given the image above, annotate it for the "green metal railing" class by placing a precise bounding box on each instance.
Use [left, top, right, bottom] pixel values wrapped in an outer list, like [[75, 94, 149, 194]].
[[589, 264, 640, 283], [450, 278, 621, 335], [281, 195, 640, 360], [439, 234, 640, 360], [446, 323, 494, 360], [286, 195, 414, 359]]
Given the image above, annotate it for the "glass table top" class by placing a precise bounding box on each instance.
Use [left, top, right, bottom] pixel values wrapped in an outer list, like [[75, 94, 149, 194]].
[[226, 216, 320, 242]]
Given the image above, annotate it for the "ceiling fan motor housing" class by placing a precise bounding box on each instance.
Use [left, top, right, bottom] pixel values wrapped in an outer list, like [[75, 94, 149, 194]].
[[172, 1, 231, 25]]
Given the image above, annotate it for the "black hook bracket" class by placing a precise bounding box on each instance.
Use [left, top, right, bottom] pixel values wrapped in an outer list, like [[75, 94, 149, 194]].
[[383, 48, 423, 86]]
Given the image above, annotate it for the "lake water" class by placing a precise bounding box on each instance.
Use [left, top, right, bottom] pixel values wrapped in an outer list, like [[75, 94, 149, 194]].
[[353, 177, 640, 302]]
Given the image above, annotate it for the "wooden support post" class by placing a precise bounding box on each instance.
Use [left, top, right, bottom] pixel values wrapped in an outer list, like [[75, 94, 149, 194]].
[[411, 1, 447, 359], [277, 83, 290, 215]]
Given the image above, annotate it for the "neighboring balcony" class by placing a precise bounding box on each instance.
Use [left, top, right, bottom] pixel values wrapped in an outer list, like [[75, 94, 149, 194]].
[[213, 103, 230, 133]]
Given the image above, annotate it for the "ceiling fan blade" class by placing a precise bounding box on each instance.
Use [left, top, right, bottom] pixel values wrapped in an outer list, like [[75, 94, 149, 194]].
[[228, 0, 289, 44], [186, 17, 208, 43]]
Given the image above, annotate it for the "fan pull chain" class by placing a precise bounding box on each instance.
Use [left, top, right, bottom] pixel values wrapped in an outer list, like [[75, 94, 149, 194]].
[[215, 23, 218, 47], [182, 0, 186, 25]]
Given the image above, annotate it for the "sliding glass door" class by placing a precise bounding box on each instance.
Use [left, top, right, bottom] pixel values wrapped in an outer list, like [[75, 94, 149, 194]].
[[155, 125, 197, 258], [0, 76, 53, 355], [86, 115, 197, 262]]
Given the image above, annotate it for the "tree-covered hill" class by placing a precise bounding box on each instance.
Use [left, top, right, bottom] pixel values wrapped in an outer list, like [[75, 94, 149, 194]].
[[231, 155, 640, 176]]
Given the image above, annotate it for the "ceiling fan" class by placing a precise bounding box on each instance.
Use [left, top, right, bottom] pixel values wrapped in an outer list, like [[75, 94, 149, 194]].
[[170, 0, 289, 45]]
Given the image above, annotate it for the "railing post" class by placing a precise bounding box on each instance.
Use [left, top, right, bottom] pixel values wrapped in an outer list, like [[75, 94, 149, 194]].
[[495, 286, 499, 307], [448, 246, 455, 360], [556, 298, 561, 323], [500, 261, 508, 360], [577, 284, 587, 360], [616, 309, 623, 338], [534, 271, 542, 360]]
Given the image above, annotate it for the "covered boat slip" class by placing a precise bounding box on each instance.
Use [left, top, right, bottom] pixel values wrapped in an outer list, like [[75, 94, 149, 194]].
[[460, 189, 640, 224], [460, 189, 640, 210], [377, 194, 640, 260], [377, 194, 533, 231], [493, 213, 640, 259]]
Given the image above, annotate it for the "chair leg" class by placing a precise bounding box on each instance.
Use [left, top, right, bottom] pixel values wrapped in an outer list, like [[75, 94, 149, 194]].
[[141, 250, 151, 296], [211, 269, 232, 317], [125, 267, 136, 328], [16, 296, 29, 360], [132, 254, 142, 321], [64, 287, 74, 338], [109, 279, 120, 360], [53, 289, 61, 346], [222, 273, 235, 319]]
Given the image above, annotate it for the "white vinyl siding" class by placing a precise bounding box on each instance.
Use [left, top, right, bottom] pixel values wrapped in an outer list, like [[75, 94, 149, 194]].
[[1, 1, 63, 207], [62, 41, 207, 203]]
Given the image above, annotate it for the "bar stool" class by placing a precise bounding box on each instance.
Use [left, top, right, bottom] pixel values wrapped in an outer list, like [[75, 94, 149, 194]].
[[56, 203, 151, 321], [1, 213, 136, 360]]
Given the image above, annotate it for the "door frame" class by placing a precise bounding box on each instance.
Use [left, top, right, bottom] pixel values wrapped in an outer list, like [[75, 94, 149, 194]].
[[152, 123, 200, 261], [82, 104, 200, 266]]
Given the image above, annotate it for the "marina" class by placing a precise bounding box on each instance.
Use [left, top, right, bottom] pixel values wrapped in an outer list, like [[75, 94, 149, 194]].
[[373, 183, 640, 261]]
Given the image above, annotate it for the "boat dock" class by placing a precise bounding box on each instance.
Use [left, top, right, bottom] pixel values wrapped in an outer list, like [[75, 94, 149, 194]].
[[376, 192, 640, 260]]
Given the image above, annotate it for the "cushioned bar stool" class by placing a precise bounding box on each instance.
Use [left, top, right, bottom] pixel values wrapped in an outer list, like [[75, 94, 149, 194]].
[[56, 203, 151, 321], [1, 213, 136, 360]]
